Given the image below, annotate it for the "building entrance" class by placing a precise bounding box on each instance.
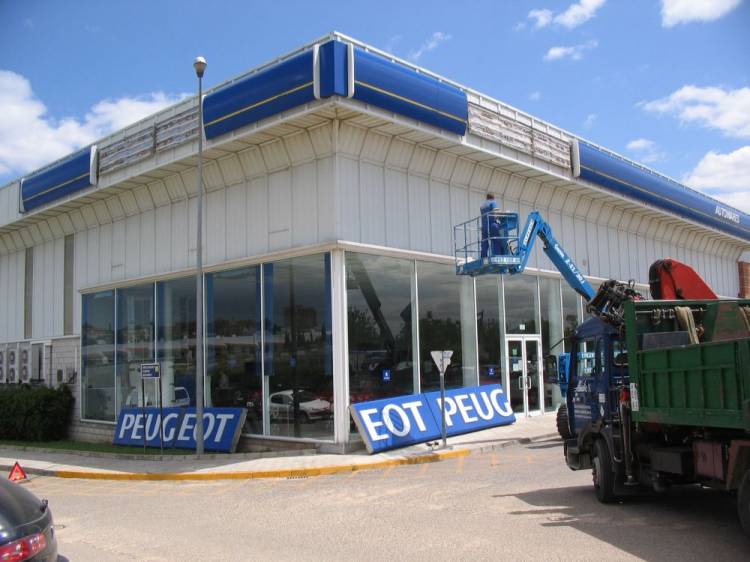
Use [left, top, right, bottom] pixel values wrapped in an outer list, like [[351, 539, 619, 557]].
[[505, 336, 542, 416]]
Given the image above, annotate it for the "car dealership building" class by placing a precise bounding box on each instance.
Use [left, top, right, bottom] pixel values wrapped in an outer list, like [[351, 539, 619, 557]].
[[1, 33, 748, 452]]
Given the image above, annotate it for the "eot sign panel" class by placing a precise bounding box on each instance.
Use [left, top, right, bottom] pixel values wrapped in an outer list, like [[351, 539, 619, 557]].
[[350, 384, 515, 454]]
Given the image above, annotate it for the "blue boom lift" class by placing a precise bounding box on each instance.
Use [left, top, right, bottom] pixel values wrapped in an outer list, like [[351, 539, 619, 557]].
[[454, 209, 641, 438]]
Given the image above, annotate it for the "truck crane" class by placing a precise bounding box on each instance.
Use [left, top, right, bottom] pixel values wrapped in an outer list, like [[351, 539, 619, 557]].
[[454, 208, 750, 535]]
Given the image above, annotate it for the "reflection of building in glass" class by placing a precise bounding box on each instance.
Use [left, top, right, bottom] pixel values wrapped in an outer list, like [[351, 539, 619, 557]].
[[1, 33, 748, 451]]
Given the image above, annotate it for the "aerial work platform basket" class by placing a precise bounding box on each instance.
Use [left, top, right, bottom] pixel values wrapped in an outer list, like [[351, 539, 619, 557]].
[[454, 211, 522, 276]]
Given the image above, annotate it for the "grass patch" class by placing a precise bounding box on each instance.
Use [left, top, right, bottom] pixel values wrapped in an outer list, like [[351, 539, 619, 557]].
[[0, 439, 194, 456]]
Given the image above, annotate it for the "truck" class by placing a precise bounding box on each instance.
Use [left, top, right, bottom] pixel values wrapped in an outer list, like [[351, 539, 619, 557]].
[[454, 209, 750, 534]]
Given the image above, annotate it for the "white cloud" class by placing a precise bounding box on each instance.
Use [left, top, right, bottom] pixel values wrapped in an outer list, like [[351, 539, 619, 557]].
[[626, 138, 665, 163], [528, 9, 554, 28], [524, 0, 606, 30], [408, 32, 451, 62], [0, 69, 187, 178], [555, 0, 607, 28], [641, 85, 750, 139], [544, 39, 598, 61], [384, 34, 402, 53], [583, 113, 598, 129], [661, 0, 742, 27], [683, 146, 750, 213], [529, 91, 542, 101]]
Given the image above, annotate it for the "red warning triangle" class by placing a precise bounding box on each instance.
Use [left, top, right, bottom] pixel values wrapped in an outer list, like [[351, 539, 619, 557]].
[[8, 461, 28, 482]]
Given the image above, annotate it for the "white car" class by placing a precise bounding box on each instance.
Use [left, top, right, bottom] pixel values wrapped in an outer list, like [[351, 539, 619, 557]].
[[269, 390, 331, 423]]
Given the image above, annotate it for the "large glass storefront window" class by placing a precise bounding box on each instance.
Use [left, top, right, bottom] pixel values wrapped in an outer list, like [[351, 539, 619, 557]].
[[206, 267, 262, 434], [504, 274, 539, 334], [157, 278, 197, 408], [417, 261, 477, 392], [346, 253, 415, 403], [264, 254, 333, 439], [116, 285, 155, 412], [562, 285, 582, 351], [476, 276, 502, 386], [82, 291, 115, 421], [539, 277, 563, 412]]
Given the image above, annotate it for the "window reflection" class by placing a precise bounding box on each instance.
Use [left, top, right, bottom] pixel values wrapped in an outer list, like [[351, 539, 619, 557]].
[[347, 253, 415, 404], [539, 277, 562, 412], [82, 291, 115, 421], [418, 261, 477, 392], [206, 267, 262, 434], [157, 278, 197, 408], [476, 276, 502, 386], [117, 285, 155, 413], [562, 284, 582, 351], [504, 274, 538, 334], [264, 254, 333, 439]]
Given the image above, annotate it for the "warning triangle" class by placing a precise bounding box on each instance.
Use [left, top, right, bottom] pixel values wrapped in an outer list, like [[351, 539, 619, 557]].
[[8, 461, 28, 482]]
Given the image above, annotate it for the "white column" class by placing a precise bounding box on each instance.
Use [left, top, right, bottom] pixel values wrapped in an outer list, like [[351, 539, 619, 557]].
[[330, 248, 350, 444]]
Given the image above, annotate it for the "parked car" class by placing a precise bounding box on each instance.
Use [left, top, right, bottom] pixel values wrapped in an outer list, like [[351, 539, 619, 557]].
[[0, 477, 58, 561], [269, 390, 331, 423]]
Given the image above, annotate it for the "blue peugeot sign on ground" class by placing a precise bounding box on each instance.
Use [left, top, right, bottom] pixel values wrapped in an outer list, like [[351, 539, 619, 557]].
[[350, 384, 515, 454], [113, 407, 247, 453]]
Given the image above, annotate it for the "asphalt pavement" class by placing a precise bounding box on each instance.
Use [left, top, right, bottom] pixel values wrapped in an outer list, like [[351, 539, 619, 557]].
[[24, 436, 750, 561]]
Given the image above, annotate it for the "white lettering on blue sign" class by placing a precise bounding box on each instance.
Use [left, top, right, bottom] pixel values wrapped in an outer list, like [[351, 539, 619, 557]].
[[350, 384, 515, 454], [715, 205, 740, 224], [113, 407, 246, 453]]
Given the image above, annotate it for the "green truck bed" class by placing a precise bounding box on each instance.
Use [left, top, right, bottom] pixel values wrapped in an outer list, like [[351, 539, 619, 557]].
[[625, 299, 750, 431]]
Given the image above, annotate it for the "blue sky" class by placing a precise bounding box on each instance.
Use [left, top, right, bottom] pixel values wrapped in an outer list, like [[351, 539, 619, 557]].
[[1, 0, 749, 211]]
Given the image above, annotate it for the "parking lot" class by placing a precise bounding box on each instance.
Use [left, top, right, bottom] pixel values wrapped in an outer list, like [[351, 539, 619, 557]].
[[23, 438, 749, 561]]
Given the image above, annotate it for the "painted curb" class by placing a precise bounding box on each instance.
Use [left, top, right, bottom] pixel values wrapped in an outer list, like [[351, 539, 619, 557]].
[[1, 433, 560, 482]]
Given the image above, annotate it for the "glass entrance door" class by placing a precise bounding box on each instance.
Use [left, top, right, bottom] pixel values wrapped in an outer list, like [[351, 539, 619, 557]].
[[506, 337, 542, 416]]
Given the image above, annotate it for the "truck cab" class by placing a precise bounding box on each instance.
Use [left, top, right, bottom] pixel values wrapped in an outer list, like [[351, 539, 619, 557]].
[[562, 317, 628, 474]]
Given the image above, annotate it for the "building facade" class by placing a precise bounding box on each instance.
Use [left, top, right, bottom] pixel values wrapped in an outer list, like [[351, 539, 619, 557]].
[[1, 33, 748, 450]]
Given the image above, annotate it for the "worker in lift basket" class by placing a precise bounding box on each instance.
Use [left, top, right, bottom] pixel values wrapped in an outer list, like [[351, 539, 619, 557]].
[[480, 193, 502, 259]]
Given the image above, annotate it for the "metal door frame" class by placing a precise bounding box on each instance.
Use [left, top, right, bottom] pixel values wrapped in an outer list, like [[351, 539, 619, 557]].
[[504, 335, 543, 417]]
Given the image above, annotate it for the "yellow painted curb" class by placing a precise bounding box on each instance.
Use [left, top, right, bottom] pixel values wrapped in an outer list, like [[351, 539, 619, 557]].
[[52, 447, 471, 481]]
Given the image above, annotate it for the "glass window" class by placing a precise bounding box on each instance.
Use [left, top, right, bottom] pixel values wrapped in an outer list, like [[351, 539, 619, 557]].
[[504, 274, 538, 334], [206, 266, 263, 435], [576, 338, 596, 378], [562, 285, 582, 352], [116, 285, 154, 413], [82, 291, 115, 421], [539, 277, 563, 412], [264, 254, 333, 440], [346, 253, 415, 404], [417, 261, 477, 392], [476, 276, 502, 386], [157, 277, 197, 408]]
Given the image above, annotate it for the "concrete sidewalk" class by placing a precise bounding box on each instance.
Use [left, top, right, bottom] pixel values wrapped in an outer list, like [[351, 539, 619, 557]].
[[0, 415, 559, 481]]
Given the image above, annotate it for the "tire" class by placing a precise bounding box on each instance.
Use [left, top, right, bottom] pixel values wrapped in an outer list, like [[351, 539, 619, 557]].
[[738, 470, 750, 536], [556, 404, 572, 440], [592, 438, 617, 503]]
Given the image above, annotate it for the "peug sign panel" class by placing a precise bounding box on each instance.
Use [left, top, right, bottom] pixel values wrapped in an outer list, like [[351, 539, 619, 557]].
[[349, 384, 515, 454], [113, 407, 247, 453]]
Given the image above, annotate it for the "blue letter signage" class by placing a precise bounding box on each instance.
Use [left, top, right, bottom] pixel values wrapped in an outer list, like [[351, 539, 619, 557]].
[[350, 384, 515, 454], [113, 407, 247, 453]]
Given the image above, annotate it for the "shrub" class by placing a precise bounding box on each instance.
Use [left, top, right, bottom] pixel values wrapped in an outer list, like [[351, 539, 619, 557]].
[[0, 385, 74, 441]]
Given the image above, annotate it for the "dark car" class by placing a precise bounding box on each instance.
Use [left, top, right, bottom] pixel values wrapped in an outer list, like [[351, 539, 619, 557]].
[[0, 477, 57, 561]]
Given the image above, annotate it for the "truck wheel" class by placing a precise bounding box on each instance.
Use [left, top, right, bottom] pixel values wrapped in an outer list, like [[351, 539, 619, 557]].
[[738, 470, 750, 536], [592, 439, 617, 504], [556, 404, 572, 440]]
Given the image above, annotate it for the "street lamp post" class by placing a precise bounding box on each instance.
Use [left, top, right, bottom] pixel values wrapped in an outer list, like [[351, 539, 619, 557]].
[[193, 56, 207, 456]]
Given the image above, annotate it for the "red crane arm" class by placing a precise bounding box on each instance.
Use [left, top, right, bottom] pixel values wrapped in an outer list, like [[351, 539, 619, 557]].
[[648, 258, 718, 300]]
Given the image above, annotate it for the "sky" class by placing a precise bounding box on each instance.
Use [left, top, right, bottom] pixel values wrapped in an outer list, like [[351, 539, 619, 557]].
[[1, 0, 749, 212]]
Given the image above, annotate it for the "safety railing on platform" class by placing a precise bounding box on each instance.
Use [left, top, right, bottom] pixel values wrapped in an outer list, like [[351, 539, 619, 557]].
[[453, 211, 522, 276]]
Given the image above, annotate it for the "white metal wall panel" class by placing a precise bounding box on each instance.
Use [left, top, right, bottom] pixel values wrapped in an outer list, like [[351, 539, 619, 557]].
[[359, 162, 386, 246], [268, 169, 292, 251], [226, 183, 247, 260], [111, 219, 126, 281], [207, 188, 227, 264], [170, 200, 188, 271], [317, 157, 335, 242], [408, 174, 431, 252], [248, 176, 269, 255], [140, 210, 156, 276], [384, 168, 409, 249], [292, 162, 320, 246], [125, 215, 140, 278], [429, 179, 451, 255], [574, 218, 588, 275], [338, 157, 360, 243]]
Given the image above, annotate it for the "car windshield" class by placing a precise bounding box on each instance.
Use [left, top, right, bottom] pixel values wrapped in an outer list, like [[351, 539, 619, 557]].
[[296, 391, 318, 402]]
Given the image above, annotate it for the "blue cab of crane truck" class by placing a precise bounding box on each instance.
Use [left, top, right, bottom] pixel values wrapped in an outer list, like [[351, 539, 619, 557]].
[[0, 477, 58, 561]]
